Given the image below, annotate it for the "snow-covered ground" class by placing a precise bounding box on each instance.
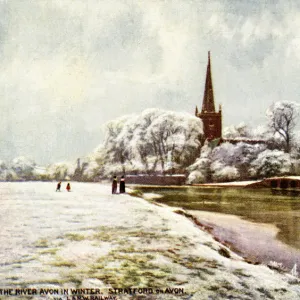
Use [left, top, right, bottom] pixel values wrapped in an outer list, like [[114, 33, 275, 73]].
[[0, 182, 300, 299], [193, 180, 258, 187]]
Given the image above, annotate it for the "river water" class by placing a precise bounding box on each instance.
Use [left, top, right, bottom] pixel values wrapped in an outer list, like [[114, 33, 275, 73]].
[[136, 186, 300, 269]]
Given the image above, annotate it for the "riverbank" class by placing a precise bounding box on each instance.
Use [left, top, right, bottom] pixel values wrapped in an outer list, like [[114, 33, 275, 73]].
[[184, 210, 300, 269], [192, 180, 258, 187], [0, 182, 300, 299], [136, 184, 300, 271]]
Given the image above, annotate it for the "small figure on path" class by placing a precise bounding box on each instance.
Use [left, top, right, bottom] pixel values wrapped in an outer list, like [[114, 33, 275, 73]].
[[66, 183, 71, 192], [112, 175, 118, 194], [56, 181, 61, 192], [119, 175, 126, 193]]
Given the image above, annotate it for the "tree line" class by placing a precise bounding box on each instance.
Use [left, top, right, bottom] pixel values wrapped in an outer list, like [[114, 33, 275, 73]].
[[0, 102, 299, 183]]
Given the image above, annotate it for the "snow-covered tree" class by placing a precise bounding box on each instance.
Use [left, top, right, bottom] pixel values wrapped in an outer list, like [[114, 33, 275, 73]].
[[46, 162, 76, 180], [0, 160, 8, 180], [11, 156, 36, 180], [187, 141, 268, 183], [99, 108, 203, 176], [211, 142, 267, 179], [144, 111, 202, 173], [102, 114, 137, 174], [249, 149, 292, 178], [127, 109, 161, 173], [211, 162, 239, 182], [79, 153, 104, 181], [223, 122, 252, 139], [187, 144, 212, 183], [252, 125, 270, 140], [267, 101, 300, 152]]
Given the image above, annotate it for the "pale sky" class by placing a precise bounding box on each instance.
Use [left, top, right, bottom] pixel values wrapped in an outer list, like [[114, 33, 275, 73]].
[[1, 0, 300, 165]]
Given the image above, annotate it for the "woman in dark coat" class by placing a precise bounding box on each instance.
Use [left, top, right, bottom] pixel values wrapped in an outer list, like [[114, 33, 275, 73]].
[[119, 175, 125, 193], [112, 175, 118, 194], [56, 181, 61, 192]]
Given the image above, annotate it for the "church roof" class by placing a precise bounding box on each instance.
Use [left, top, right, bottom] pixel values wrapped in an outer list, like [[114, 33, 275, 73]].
[[202, 51, 215, 113]]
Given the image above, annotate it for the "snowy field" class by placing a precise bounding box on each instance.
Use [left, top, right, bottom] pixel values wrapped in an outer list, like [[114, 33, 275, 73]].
[[0, 182, 300, 299]]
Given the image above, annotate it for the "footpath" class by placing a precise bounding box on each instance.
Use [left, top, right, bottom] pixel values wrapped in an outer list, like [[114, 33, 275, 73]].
[[0, 182, 300, 300]]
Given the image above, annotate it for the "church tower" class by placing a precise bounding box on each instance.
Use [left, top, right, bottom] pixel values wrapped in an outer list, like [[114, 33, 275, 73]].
[[195, 52, 222, 142]]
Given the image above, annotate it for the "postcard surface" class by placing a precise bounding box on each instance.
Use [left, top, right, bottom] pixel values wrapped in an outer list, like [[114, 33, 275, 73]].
[[1, 1, 300, 299]]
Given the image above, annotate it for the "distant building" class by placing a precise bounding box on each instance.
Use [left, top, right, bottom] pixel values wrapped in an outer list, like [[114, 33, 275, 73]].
[[195, 51, 222, 142], [195, 52, 266, 146]]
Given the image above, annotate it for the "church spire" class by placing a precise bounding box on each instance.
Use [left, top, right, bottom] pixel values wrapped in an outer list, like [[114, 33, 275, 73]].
[[201, 51, 215, 113], [196, 52, 222, 142]]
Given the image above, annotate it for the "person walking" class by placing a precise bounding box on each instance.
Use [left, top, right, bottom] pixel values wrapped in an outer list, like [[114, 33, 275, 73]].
[[112, 175, 118, 194], [56, 182, 61, 192], [66, 183, 71, 192], [119, 175, 126, 193]]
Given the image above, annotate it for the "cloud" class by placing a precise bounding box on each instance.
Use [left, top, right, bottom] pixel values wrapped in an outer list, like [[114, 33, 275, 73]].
[[1, 0, 300, 164]]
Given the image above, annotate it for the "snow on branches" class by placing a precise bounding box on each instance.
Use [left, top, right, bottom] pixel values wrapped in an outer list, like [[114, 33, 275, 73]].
[[249, 149, 292, 178], [99, 108, 203, 176], [267, 101, 300, 152]]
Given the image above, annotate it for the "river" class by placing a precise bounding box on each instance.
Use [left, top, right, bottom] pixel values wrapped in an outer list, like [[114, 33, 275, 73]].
[[136, 186, 300, 270]]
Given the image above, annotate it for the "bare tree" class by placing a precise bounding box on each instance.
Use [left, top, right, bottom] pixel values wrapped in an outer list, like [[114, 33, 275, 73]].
[[267, 101, 299, 152]]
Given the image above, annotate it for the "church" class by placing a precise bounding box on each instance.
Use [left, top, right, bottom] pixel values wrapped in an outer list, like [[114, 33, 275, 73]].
[[195, 52, 222, 143], [196, 52, 265, 145]]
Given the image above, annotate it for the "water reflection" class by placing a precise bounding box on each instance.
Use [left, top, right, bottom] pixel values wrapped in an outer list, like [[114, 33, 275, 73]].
[[137, 186, 300, 250], [271, 189, 300, 197]]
